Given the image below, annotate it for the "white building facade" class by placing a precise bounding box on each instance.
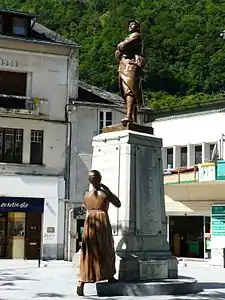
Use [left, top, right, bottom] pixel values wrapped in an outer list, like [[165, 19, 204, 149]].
[[0, 9, 78, 260], [148, 102, 225, 261], [68, 82, 124, 260]]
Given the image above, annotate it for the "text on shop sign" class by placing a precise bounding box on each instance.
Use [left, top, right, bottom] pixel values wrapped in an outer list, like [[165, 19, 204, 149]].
[[0, 202, 29, 208]]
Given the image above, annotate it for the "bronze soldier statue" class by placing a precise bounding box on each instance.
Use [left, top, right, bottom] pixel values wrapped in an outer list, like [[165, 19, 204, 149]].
[[115, 20, 145, 125]]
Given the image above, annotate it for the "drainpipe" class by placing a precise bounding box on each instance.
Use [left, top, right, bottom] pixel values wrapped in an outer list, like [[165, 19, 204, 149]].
[[64, 104, 72, 260], [63, 48, 79, 261]]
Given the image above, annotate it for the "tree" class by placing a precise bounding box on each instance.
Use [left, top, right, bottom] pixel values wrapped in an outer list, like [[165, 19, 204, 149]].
[[2, 0, 225, 109]]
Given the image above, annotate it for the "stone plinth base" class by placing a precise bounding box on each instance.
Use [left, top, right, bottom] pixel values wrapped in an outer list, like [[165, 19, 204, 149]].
[[102, 122, 154, 135], [116, 254, 178, 281], [91, 128, 178, 282], [96, 277, 199, 297]]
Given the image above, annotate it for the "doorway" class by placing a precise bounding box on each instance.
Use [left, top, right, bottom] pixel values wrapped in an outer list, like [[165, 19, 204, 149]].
[[76, 219, 85, 252], [170, 216, 204, 258], [25, 212, 42, 260]]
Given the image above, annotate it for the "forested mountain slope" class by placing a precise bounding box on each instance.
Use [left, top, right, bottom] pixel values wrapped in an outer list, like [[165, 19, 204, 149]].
[[1, 0, 225, 109]]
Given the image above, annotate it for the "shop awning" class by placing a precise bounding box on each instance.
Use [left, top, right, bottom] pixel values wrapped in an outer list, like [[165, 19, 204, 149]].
[[165, 181, 225, 215]]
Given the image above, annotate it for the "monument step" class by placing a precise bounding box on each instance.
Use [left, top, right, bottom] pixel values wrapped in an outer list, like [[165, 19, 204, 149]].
[[96, 276, 199, 297]]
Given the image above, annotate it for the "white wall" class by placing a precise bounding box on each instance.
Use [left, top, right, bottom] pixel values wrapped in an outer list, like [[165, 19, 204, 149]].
[[0, 117, 66, 173], [70, 106, 123, 204], [0, 48, 69, 121], [152, 111, 225, 147], [0, 37, 79, 261], [0, 45, 80, 174]]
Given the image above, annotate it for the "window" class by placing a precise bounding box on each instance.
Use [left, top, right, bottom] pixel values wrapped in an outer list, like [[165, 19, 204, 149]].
[[195, 145, 202, 164], [180, 147, 187, 167], [13, 17, 28, 36], [0, 71, 27, 109], [30, 130, 44, 165], [98, 111, 113, 133], [0, 128, 23, 163], [2, 15, 13, 35], [166, 148, 173, 168]]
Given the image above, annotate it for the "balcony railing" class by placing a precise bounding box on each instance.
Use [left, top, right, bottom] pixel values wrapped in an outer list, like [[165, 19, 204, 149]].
[[0, 94, 47, 115], [164, 162, 216, 185]]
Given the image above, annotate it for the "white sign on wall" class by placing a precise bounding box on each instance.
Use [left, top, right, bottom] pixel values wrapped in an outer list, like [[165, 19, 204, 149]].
[[211, 205, 225, 266], [198, 163, 216, 182]]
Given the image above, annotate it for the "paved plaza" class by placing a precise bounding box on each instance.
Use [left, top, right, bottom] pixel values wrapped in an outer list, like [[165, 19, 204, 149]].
[[0, 260, 225, 299]]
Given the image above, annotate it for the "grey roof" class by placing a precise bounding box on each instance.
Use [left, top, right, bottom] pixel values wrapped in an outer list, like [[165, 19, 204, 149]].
[[32, 22, 79, 48], [0, 8, 36, 18], [0, 8, 79, 48], [78, 81, 124, 107], [147, 98, 225, 120]]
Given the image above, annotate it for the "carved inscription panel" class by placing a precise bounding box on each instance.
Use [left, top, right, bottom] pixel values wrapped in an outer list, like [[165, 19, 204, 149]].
[[136, 145, 163, 235]]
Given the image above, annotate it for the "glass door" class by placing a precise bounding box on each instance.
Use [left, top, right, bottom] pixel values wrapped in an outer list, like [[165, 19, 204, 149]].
[[0, 213, 7, 258]]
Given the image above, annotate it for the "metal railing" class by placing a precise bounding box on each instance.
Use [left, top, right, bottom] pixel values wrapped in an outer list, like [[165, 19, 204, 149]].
[[0, 94, 43, 111]]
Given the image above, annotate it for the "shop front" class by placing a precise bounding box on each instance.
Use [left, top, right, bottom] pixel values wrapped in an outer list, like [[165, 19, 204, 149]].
[[165, 180, 225, 259], [0, 197, 44, 259], [0, 175, 65, 260], [168, 215, 211, 259]]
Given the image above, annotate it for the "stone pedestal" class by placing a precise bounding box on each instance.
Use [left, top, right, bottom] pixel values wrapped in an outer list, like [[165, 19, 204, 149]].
[[91, 125, 178, 281]]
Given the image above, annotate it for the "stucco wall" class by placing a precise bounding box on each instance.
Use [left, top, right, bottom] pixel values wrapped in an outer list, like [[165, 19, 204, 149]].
[[70, 106, 123, 204], [152, 110, 225, 147], [0, 48, 69, 121]]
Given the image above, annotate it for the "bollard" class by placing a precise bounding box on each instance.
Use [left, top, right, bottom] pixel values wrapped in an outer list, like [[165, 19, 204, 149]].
[[38, 246, 41, 268]]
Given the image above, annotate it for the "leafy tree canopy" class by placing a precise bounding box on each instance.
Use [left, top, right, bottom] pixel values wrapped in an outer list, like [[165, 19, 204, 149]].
[[1, 0, 225, 109]]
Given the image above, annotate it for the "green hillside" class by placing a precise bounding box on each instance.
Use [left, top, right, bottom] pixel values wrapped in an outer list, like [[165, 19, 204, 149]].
[[1, 0, 225, 109]]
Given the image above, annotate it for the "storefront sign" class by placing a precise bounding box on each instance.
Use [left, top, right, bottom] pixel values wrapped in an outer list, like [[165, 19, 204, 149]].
[[0, 59, 19, 67], [211, 205, 225, 265], [211, 205, 225, 236], [0, 197, 44, 212], [198, 163, 216, 182]]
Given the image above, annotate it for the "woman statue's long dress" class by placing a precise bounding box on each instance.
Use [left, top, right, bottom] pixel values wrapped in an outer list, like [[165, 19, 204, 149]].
[[77, 170, 121, 296], [115, 20, 145, 125]]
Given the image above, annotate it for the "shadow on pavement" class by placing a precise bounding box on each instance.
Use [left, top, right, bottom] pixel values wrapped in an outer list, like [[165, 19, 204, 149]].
[[176, 291, 225, 299], [0, 282, 14, 286], [35, 293, 66, 298], [198, 282, 225, 289], [0, 270, 39, 282]]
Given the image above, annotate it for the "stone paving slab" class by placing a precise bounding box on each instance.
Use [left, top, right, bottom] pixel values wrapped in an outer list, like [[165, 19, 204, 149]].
[[0, 260, 225, 299]]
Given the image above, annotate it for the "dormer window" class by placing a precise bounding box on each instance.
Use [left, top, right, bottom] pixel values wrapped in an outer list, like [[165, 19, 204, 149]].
[[13, 17, 28, 36]]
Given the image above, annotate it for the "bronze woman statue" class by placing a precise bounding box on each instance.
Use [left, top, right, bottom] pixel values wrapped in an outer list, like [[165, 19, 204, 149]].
[[115, 20, 145, 125], [77, 170, 121, 296]]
